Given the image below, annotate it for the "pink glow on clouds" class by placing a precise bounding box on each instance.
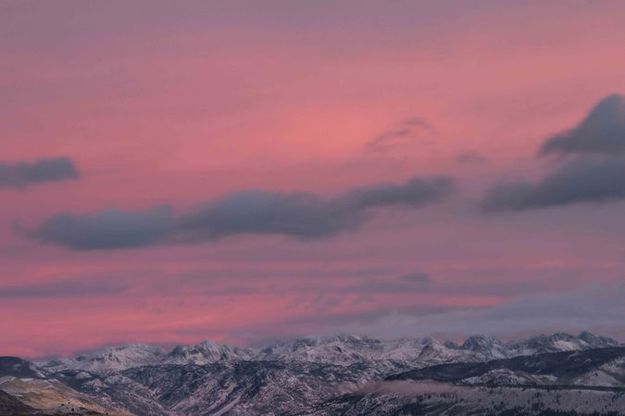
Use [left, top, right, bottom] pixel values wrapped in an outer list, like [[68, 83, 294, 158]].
[[2, 0, 625, 357]]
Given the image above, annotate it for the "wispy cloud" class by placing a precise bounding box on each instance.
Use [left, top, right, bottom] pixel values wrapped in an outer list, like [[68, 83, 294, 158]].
[[456, 151, 489, 165], [0, 280, 128, 299], [366, 117, 433, 152]]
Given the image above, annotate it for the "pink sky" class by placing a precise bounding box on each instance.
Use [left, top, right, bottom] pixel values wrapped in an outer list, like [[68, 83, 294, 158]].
[[2, 0, 625, 358]]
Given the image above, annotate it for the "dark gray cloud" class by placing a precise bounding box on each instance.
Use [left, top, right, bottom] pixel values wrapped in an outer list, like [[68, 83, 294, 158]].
[[0, 280, 128, 299], [346, 176, 453, 210], [178, 190, 362, 241], [483, 93, 625, 212], [29, 175, 454, 250], [482, 156, 625, 212], [178, 175, 454, 242], [540, 94, 625, 156], [32, 207, 174, 250], [0, 157, 79, 188], [366, 117, 432, 152]]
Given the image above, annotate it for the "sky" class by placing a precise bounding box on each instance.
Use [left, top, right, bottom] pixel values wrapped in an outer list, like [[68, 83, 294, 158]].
[[2, 0, 625, 358]]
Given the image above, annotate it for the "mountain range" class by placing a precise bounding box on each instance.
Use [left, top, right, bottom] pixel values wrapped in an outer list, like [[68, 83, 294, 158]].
[[1, 331, 624, 415]]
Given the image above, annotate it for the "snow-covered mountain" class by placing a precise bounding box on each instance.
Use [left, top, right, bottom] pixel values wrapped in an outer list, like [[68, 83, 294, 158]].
[[460, 335, 508, 359], [42, 344, 167, 374], [509, 331, 620, 355], [39, 340, 253, 374], [2, 331, 620, 416], [38, 331, 619, 376], [255, 331, 621, 370], [167, 340, 254, 365]]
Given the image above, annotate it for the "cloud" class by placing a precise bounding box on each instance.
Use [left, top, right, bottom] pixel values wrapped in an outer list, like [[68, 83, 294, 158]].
[[403, 117, 432, 129], [178, 175, 454, 242], [29, 175, 455, 250], [227, 304, 460, 345], [0, 280, 128, 299], [540, 94, 625, 156], [0, 157, 79, 188], [177, 190, 362, 241], [366, 117, 432, 152], [482, 156, 625, 212], [483, 93, 625, 212], [456, 151, 489, 165], [400, 272, 430, 283], [409, 283, 625, 337], [342, 273, 430, 295], [286, 283, 625, 341], [345, 176, 453, 210], [32, 207, 174, 250]]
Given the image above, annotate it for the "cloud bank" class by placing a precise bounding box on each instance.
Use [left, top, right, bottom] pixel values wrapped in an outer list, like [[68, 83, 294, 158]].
[[30, 175, 455, 250], [301, 283, 625, 341], [0, 157, 79, 188]]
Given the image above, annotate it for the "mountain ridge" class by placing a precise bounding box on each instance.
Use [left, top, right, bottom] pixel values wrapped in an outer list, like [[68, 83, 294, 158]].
[[1, 331, 622, 415], [36, 330, 621, 374]]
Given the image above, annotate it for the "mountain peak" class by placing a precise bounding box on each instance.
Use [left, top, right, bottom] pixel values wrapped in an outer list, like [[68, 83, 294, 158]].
[[462, 335, 497, 350], [511, 331, 620, 354], [578, 330, 619, 347], [168, 340, 252, 364]]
